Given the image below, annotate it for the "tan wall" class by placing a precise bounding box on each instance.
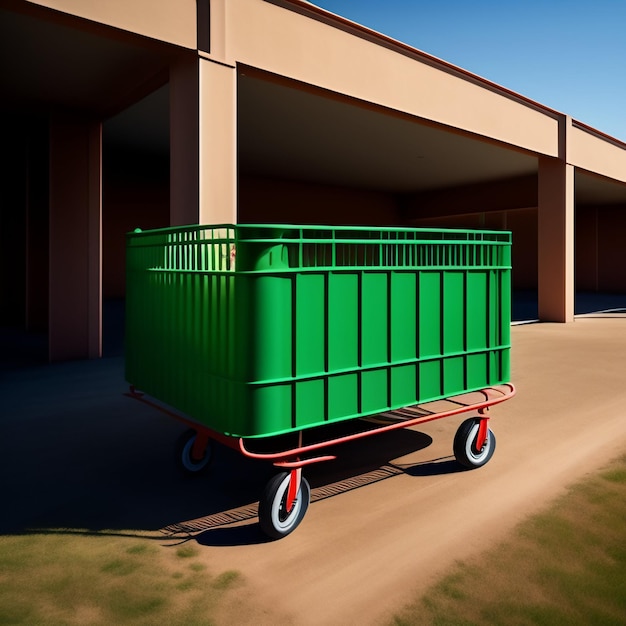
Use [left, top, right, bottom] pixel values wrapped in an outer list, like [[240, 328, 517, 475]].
[[508, 208, 539, 290], [238, 176, 399, 225], [170, 56, 200, 225], [576, 207, 597, 291], [48, 117, 102, 360], [576, 205, 626, 292], [408, 208, 538, 290], [569, 126, 626, 184], [597, 207, 626, 292], [0, 126, 28, 326], [103, 174, 169, 299], [26, 0, 197, 48], [103, 146, 170, 299], [227, 0, 559, 157], [403, 174, 537, 219]]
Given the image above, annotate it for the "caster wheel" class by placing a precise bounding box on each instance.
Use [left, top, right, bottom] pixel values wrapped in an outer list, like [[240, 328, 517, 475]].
[[258, 472, 310, 539], [453, 418, 496, 468], [176, 429, 213, 476]]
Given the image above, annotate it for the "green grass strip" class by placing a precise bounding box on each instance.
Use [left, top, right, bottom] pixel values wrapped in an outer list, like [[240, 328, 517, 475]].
[[0, 532, 242, 625], [392, 452, 626, 626]]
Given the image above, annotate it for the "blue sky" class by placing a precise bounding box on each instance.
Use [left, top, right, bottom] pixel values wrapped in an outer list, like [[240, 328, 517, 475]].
[[313, 1, 626, 141]]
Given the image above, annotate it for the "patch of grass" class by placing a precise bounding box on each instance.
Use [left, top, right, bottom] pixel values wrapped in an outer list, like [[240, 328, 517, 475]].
[[212, 570, 242, 590], [101, 558, 140, 576], [393, 452, 626, 625], [433, 569, 468, 602], [601, 468, 626, 484], [0, 601, 34, 626], [126, 543, 157, 556], [0, 533, 247, 625], [176, 579, 197, 592], [176, 545, 198, 559], [189, 562, 206, 572], [106, 588, 168, 620], [480, 600, 575, 626]]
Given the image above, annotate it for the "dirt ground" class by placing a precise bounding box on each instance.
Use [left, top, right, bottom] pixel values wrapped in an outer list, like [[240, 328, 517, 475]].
[[197, 316, 626, 625], [3, 315, 626, 625]]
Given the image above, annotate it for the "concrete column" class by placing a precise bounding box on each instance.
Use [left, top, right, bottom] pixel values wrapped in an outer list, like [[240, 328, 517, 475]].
[[170, 55, 237, 226], [49, 117, 102, 361], [199, 58, 236, 224], [538, 156, 575, 322]]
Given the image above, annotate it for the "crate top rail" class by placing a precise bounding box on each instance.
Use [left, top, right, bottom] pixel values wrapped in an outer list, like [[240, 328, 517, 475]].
[[128, 223, 511, 273]]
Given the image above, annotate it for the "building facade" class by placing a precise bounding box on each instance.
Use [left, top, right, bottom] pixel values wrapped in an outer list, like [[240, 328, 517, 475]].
[[1, 0, 626, 361]]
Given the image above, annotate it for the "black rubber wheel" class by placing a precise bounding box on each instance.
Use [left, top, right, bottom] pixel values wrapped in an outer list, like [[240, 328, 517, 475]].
[[453, 418, 496, 469], [176, 429, 213, 476], [258, 472, 311, 540]]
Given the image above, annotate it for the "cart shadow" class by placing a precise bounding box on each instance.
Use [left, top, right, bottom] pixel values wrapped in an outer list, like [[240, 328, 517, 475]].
[[401, 458, 471, 476], [191, 439, 472, 547], [158, 427, 436, 547], [1, 360, 467, 546], [1, 409, 434, 540]]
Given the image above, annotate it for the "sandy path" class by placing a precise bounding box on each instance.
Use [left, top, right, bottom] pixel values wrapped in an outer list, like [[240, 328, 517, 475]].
[[199, 317, 626, 625], [3, 317, 625, 625]]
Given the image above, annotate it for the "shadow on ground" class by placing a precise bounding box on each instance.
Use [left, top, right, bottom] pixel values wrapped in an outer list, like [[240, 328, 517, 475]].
[[512, 290, 626, 322], [15, 290, 626, 544], [1, 357, 470, 546]]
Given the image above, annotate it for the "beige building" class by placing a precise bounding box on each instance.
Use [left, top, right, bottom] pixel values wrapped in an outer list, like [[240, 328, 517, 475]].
[[1, 0, 626, 362]]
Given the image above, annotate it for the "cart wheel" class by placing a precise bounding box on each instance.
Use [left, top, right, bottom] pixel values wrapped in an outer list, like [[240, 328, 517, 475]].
[[258, 472, 311, 540], [453, 418, 496, 469], [176, 429, 213, 475]]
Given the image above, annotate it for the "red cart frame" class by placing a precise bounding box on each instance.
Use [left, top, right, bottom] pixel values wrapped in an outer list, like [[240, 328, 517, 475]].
[[127, 383, 515, 539]]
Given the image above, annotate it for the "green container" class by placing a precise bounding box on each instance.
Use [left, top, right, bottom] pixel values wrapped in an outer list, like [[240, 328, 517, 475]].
[[126, 224, 512, 438]]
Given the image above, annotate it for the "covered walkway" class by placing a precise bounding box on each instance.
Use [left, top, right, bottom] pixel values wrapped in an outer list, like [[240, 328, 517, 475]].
[[1, 0, 626, 362]]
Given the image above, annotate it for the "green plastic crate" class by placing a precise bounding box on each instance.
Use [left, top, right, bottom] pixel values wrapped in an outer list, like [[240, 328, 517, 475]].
[[125, 224, 511, 438]]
